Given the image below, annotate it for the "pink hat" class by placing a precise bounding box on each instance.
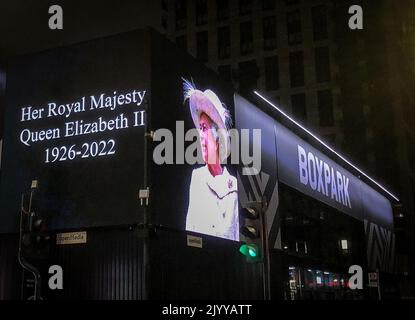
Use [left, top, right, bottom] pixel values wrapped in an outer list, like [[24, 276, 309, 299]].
[[183, 78, 232, 161]]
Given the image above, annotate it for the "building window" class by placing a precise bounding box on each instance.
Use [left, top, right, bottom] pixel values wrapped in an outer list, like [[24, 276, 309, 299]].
[[217, 0, 229, 21], [218, 26, 231, 59], [161, 16, 167, 30], [218, 65, 232, 82], [312, 5, 328, 41], [324, 134, 336, 146], [239, 0, 253, 16], [238, 60, 259, 94], [289, 51, 304, 87], [175, 0, 187, 31], [291, 93, 307, 122], [263, 0, 276, 10], [264, 56, 279, 90], [196, 0, 208, 26], [176, 35, 187, 51], [285, 0, 300, 5], [287, 10, 302, 45], [196, 31, 208, 62], [161, 0, 168, 11], [318, 89, 334, 127], [240, 21, 254, 55], [263, 16, 277, 50], [315, 46, 331, 83]]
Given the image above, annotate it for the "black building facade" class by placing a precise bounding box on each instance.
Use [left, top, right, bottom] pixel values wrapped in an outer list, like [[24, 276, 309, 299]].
[[0, 29, 397, 300]]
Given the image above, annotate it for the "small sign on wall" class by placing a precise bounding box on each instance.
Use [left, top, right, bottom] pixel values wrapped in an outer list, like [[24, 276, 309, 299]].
[[368, 272, 378, 287], [187, 235, 203, 248], [56, 231, 87, 245]]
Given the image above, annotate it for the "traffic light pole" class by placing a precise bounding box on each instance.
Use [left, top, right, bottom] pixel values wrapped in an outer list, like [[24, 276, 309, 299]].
[[239, 199, 272, 300], [18, 190, 42, 300], [260, 196, 271, 300]]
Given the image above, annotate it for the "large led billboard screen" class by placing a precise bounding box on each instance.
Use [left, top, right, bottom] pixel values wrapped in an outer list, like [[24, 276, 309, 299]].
[[0, 30, 150, 232], [148, 33, 239, 241]]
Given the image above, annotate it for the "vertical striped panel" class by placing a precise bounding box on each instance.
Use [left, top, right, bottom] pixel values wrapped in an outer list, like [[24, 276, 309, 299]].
[[0, 234, 20, 299], [0, 228, 144, 300], [48, 228, 144, 300], [364, 219, 396, 273]]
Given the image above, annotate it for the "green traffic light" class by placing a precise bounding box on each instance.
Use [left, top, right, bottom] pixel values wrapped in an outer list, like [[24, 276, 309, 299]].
[[248, 247, 257, 257], [239, 244, 259, 259]]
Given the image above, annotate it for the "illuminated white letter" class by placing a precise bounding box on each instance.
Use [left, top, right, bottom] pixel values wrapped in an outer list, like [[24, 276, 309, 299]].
[[323, 163, 330, 197], [20, 129, 31, 146], [307, 152, 317, 190], [134, 110, 145, 127], [336, 171, 345, 205], [315, 157, 325, 195], [330, 168, 338, 201], [21, 107, 32, 122], [298, 145, 308, 185], [343, 176, 351, 208]]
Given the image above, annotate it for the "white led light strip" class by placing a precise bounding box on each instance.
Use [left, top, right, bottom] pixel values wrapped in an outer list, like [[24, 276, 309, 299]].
[[254, 90, 399, 202]]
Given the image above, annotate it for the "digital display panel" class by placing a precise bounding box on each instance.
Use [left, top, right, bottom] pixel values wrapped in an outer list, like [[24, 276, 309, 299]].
[[149, 33, 239, 241], [0, 30, 151, 232]]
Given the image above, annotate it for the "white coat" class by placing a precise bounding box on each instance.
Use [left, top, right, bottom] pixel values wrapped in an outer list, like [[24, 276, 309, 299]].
[[186, 165, 239, 241]]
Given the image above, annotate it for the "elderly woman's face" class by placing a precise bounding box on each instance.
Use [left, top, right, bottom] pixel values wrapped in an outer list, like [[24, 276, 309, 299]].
[[199, 113, 218, 164]]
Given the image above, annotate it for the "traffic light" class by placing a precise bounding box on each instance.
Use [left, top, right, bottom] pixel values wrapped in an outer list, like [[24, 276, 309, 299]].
[[239, 199, 272, 299], [20, 181, 51, 260], [239, 201, 264, 262], [18, 180, 50, 301], [22, 212, 51, 259]]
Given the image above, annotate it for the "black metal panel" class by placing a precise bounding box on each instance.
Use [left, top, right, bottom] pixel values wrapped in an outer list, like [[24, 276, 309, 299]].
[[0, 234, 21, 299], [148, 228, 263, 299], [0, 228, 145, 300], [1, 228, 264, 300], [46, 228, 145, 300]]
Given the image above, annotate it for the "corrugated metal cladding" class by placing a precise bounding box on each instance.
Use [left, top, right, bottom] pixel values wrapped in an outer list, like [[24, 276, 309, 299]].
[[149, 229, 263, 299], [0, 235, 21, 299], [0, 228, 145, 300], [1, 228, 264, 299], [47, 228, 145, 300], [49, 228, 263, 299]]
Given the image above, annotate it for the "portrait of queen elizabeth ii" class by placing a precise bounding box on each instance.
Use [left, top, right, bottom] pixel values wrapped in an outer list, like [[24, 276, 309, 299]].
[[183, 79, 239, 241]]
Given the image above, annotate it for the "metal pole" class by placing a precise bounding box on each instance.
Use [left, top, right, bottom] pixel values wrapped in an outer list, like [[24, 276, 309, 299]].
[[18, 192, 42, 300], [142, 101, 149, 300], [298, 268, 303, 300], [377, 269, 381, 300], [260, 196, 271, 300]]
